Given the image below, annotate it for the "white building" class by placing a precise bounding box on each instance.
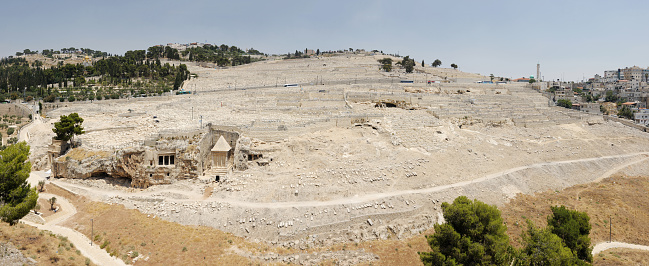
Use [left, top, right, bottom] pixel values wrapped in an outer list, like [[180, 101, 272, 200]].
[[635, 109, 649, 126]]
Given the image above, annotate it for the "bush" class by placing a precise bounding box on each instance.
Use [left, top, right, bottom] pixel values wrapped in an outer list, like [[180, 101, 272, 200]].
[[44, 94, 56, 103], [419, 196, 513, 265], [618, 106, 634, 119], [7, 127, 14, 135], [547, 206, 592, 263], [557, 99, 572, 109], [100, 240, 110, 249], [519, 221, 585, 265]]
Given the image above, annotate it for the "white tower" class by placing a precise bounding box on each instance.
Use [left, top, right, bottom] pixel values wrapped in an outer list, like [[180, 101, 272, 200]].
[[537, 63, 540, 81]]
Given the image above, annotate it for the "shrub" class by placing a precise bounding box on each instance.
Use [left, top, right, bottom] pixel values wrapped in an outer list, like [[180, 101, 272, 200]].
[[44, 94, 56, 103], [557, 99, 572, 109], [547, 205, 592, 263], [100, 240, 110, 249]]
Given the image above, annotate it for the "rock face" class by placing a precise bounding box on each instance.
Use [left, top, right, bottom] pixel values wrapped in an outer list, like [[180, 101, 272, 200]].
[[53, 147, 143, 182], [0, 242, 36, 265], [51, 127, 246, 188], [52, 145, 202, 188], [234, 137, 251, 171]]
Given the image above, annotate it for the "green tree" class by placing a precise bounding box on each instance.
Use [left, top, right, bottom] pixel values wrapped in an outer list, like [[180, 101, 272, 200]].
[[618, 105, 634, 119], [0, 142, 38, 225], [52, 113, 85, 143], [518, 220, 586, 266], [38, 180, 45, 192], [419, 196, 513, 266], [422, 60, 425, 67], [432, 59, 442, 67], [557, 99, 572, 109], [451, 63, 458, 70], [74, 76, 86, 86], [401, 56, 415, 73], [605, 91, 618, 102], [529, 78, 536, 84], [378, 58, 393, 72], [547, 206, 593, 263], [48, 196, 57, 210]]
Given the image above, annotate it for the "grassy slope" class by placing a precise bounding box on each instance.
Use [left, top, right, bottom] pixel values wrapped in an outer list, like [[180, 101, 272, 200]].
[[0, 222, 94, 265]]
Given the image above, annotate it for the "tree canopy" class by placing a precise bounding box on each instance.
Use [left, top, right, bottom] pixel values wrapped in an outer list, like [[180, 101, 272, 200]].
[[618, 105, 634, 120], [0, 142, 37, 225], [419, 196, 513, 265], [451, 63, 458, 69], [377, 58, 393, 72], [557, 99, 572, 109], [420, 198, 594, 266], [547, 205, 592, 263], [432, 59, 442, 67], [53, 113, 85, 142], [519, 221, 587, 266], [401, 56, 415, 73]]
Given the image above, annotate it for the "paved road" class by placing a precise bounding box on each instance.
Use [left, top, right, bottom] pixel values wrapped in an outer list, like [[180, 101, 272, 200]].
[[592, 241, 649, 255], [22, 193, 126, 266]]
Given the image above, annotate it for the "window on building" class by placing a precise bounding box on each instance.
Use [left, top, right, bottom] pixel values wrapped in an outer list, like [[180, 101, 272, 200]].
[[158, 155, 175, 166]]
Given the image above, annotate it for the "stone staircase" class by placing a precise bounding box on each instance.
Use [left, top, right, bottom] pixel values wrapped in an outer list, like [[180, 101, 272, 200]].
[[204, 166, 229, 182]]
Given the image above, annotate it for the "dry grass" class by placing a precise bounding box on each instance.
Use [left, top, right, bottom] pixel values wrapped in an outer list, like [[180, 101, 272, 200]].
[[0, 222, 93, 265], [46, 183, 284, 265], [593, 248, 649, 265], [39, 175, 649, 265], [359, 233, 432, 266], [501, 175, 649, 248], [369, 175, 649, 265]]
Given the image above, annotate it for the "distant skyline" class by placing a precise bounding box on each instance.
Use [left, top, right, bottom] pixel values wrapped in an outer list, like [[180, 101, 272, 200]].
[[2, 0, 649, 81]]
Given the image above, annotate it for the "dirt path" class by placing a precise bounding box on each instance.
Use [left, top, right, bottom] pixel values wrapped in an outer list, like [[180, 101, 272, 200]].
[[593, 155, 649, 183], [18, 113, 43, 143], [53, 152, 649, 210], [21, 193, 127, 266], [592, 241, 649, 255]]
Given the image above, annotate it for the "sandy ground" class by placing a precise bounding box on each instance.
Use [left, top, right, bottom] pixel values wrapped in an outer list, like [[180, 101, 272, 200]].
[[23, 54, 649, 248]]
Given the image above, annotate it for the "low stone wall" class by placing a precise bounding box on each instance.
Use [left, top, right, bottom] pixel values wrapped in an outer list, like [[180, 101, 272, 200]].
[[604, 115, 649, 132]]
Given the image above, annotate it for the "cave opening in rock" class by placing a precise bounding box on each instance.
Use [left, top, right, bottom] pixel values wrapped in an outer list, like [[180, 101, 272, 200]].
[[90, 171, 132, 188]]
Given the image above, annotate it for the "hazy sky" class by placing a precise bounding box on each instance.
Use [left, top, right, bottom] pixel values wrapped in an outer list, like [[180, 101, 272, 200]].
[[2, 0, 648, 81]]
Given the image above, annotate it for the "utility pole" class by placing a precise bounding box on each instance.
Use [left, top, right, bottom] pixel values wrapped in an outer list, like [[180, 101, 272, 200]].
[[191, 107, 194, 120], [91, 219, 93, 246]]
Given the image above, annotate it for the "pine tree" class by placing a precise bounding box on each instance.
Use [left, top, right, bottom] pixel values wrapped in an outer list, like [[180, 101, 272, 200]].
[[0, 142, 37, 225]]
